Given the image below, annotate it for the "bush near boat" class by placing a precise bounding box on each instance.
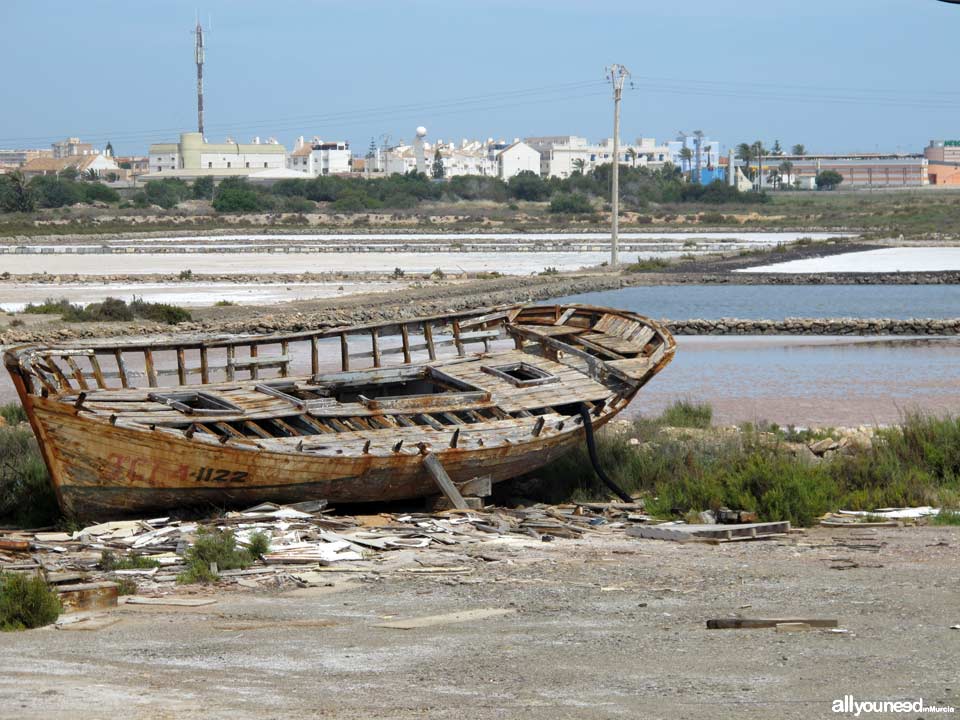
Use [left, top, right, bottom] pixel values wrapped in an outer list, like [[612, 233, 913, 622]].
[[23, 296, 191, 325], [0, 573, 60, 631], [523, 402, 960, 527], [177, 529, 258, 584], [0, 415, 58, 528]]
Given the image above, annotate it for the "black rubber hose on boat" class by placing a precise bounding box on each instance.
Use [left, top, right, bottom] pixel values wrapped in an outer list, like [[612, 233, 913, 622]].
[[577, 403, 633, 503]]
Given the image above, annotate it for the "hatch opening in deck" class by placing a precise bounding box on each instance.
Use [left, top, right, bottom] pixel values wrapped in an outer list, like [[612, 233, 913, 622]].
[[481, 362, 558, 388], [148, 391, 244, 415]]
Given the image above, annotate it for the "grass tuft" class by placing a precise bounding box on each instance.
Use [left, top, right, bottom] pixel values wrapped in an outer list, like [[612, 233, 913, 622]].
[[0, 425, 58, 527], [660, 399, 713, 429], [0, 403, 27, 426], [624, 257, 671, 273], [245, 531, 271, 558], [177, 528, 255, 584], [99, 551, 160, 571], [0, 573, 60, 631], [932, 510, 960, 526]]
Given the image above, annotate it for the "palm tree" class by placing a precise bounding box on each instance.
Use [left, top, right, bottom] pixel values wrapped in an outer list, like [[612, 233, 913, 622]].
[[679, 147, 693, 176], [735, 143, 754, 180], [767, 168, 781, 189], [4, 170, 34, 213], [83, 168, 98, 182], [692, 130, 704, 183], [751, 141, 767, 189], [626, 148, 637, 168], [571, 158, 586, 175], [779, 160, 794, 188], [791, 144, 806, 157]]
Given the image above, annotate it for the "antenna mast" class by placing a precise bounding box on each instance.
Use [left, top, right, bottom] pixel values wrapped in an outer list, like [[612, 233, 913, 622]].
[[606, 64, 630, 268], [194, 19, 205, 138]]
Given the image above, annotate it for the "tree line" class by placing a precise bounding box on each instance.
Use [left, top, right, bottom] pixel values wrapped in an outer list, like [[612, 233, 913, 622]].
[[1, 163, 768, 215]]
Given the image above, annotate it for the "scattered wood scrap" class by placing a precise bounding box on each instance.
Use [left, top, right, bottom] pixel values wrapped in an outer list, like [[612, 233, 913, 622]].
[[375, 608, 516, 630], [707, 617, 838, 630], [627, 521, 790, 543], [57, 581, 118, 614]]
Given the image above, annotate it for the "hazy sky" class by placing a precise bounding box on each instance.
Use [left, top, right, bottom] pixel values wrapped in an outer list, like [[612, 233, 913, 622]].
[[3, 0, 959, 155]]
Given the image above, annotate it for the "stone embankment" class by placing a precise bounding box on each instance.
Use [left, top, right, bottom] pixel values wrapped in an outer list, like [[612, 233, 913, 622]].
[[3, 315, 958, 346], [668, 318, 960, 335]]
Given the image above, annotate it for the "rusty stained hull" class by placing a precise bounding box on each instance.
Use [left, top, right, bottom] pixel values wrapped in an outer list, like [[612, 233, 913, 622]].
[[26, 393, 623, 517]]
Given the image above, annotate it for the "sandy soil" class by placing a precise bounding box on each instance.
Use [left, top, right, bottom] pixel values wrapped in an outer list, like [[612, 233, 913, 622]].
[[1, 526, 957, 719]]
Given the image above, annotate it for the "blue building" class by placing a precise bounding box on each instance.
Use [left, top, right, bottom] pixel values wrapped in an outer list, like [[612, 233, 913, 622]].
[[667, 134, 722, 184]]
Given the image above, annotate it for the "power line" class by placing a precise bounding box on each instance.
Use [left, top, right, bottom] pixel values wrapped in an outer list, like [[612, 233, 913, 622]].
[[0, 79, 607, 147]]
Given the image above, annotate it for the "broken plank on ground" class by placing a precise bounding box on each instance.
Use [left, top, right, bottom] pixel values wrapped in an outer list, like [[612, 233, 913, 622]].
[[706, 617, 838, 629], [124, 596, 218, 607], [627, 521, 790, 542], [57, 581, 119, 614], [375, 607, 516, 630]]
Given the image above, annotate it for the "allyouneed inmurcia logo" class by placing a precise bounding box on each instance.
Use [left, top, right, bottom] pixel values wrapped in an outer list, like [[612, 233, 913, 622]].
[[832, 696, 955, 716]]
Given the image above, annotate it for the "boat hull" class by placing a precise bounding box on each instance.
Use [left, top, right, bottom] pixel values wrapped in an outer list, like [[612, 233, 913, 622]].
[[26, 394, 617, 517]]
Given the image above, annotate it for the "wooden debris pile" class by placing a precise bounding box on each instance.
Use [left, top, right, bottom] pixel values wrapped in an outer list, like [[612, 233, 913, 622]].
[[0, 499, 787, 600]]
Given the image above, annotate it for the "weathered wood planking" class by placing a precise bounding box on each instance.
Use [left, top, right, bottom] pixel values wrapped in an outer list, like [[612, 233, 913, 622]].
[[4, 304, 675, 517]]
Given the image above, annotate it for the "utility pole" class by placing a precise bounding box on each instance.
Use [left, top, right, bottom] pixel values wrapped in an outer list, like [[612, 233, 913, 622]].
[[194, 20, 205, 138], [607, 64, 630, 268]]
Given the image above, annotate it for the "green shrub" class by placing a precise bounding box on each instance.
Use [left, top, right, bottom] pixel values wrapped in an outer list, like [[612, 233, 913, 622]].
[[99, 551, 160, 571], [23, 298, 74, 315], [177, 528, 255, 584], [75, 297, 135, 322], [0, 426, 57, 527], [246, 531, 271, 558], [549, 193, 593, 214], [129, 298, 191, 324], [213, 186, 263, 213], [115, 578, 138, 596], [0, 403, 26, 425], [522, 407, 960, 527], [24, 297, 190, 325], [144, 178, 191, 209], [625, 257, 670, 272], [660, 399, 712, 429], [82, 182, 119, 204], [0, 573, 60, 630], [282, 196, 315, 213], [932, 510, 960, 526], [192, 176, 214, 200]]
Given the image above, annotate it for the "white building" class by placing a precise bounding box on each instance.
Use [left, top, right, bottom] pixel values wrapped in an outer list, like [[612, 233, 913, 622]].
[[495, 141, 541, 179], [20, 152, 121, 179], [385, 138, 498, 177], [147, 132, 286, 178], [287, 137, 352, 176], [525, 136, 671, 178]]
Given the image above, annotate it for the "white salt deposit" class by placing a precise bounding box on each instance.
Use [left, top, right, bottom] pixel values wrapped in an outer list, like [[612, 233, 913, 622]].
[[741, 247, 960, 274]]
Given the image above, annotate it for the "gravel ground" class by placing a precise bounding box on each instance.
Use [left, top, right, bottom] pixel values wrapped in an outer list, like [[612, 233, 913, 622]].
[[1, 525, 957, 719]]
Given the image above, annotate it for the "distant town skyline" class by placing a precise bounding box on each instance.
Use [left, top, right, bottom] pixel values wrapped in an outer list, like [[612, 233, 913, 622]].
[[3, 0, 960, 156]]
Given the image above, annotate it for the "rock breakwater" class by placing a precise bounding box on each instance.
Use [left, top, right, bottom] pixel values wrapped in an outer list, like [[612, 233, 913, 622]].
[[668, 318, 960, 335]]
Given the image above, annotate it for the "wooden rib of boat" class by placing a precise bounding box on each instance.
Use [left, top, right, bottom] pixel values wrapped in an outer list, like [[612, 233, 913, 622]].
[[4, 304, 675, 518]]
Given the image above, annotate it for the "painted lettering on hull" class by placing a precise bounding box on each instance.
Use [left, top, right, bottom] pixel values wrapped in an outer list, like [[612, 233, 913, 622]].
[[105, 454, 248, 485]]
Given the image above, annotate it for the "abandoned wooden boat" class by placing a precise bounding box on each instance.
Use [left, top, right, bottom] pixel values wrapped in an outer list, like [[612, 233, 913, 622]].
[[4, 304, 675, 517]]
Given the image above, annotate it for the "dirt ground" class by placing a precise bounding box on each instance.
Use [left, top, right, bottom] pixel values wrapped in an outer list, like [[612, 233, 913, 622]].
[[1, 525, 957, 719]]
